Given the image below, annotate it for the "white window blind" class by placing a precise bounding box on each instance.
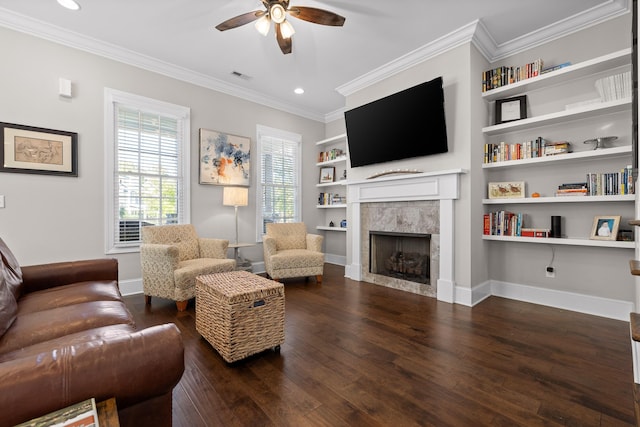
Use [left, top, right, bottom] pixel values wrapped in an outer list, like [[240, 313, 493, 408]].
[[104, 89, 190, 253], [256, 125, 301, 240]]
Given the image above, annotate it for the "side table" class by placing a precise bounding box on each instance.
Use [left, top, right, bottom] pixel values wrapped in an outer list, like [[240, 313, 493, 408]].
[[228, 242, 254, 272]]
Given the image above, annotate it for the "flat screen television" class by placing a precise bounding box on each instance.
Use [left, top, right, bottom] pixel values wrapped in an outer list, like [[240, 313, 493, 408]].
[[344, 76, 448, 168]]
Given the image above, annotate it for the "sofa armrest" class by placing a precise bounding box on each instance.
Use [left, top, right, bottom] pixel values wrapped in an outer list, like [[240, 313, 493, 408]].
[[0, 323, 184, 427], [306, 234, 324, 252], [199, 238, 229, 259], [21, 258, 118, 294]]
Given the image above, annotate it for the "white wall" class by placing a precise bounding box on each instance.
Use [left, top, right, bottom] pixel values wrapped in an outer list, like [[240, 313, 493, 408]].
[[0, 26, 324, 283]]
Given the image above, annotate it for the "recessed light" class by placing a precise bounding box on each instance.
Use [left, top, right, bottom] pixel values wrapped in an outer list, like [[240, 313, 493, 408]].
[[294, 88, 304, 95], [57, 0, 80, 11]]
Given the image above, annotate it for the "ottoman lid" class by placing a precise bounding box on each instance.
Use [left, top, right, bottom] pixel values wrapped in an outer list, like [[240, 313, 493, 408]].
[[197, 271, 284, 303]]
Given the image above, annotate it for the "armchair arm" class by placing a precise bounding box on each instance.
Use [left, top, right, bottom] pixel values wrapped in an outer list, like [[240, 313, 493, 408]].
[[306, 234, 324, 252], [21, 258, 118, 295], [139, 244, 180, 294], [0, 323, 184, 427], [263, 236, 277, 257], [199, 238, 229, 259]]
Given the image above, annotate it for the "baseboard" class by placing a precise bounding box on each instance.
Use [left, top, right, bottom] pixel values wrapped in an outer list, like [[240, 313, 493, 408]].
[[325, 253, 346, 266], [479, 280, 633, 321], [119, 278, 142, 296]]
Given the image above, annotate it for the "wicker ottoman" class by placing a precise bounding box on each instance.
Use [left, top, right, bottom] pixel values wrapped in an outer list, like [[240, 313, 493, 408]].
[[195, 271, 285, 363]]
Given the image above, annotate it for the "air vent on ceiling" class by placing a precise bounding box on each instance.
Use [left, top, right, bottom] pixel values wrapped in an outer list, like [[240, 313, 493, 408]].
[[231, 71, 252, 81]]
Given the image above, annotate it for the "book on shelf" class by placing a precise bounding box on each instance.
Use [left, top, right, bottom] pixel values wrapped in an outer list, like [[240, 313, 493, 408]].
[[520, 228, 550, 238], [484, 211, 523, 237], [586, 166, 634, 195], [318, 148, 345, 163], [595, 70, 632, 102], [541, 62, 571, 74], [481, 58, 543, 92], [318, 192, 345, 205], [543, 141, 571, 156], [556, 182, 588, 196]]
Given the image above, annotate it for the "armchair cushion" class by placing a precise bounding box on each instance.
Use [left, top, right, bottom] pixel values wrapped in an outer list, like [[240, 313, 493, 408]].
[[266, 223, 308, 250]]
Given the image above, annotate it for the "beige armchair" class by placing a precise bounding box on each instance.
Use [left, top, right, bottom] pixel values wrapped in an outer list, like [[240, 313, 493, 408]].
[[263, 223, 324, 283], [140, 224, 236, 311]]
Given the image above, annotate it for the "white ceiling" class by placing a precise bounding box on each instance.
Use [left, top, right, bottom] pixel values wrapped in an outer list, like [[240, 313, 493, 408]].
[[0, 0, 630, 122]]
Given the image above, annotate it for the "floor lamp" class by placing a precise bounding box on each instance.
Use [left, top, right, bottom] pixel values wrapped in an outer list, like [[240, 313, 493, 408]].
[[223, 186, 249, 264]]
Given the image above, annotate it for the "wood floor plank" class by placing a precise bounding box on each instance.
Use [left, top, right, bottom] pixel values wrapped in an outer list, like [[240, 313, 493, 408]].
[[125, 263, 636, 426]]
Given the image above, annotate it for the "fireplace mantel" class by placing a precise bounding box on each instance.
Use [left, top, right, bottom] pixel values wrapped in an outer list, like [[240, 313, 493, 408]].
[[345, 169, 465, 302]]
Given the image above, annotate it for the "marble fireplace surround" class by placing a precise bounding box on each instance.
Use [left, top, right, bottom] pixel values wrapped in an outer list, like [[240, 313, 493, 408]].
[[345, 169, 464, 303]]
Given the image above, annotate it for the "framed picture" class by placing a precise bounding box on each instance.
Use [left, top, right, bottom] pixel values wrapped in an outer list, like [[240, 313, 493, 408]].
[[488, 181, 525, 199], [495, 95, 527, 125], [0, 122, 78, 177], [590, 215, 620, 241], [199, 129, 250, 186], [319, 166, 335, 183]]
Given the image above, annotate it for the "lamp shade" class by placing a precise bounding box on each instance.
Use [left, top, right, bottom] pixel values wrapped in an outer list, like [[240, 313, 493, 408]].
[[223, 187, 248, 207]]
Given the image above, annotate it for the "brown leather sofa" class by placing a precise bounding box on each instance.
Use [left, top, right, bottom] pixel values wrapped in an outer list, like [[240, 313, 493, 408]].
[[0, 238, 184, 426]]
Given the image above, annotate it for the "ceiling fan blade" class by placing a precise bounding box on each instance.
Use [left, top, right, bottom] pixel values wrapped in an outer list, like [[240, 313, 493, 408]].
[[288, 6, 345, 26], [275, 23, 292, 54], [215, 10, 265, 31]]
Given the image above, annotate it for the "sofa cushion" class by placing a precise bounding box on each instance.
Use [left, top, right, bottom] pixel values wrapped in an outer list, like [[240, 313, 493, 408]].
[[0, 324, 136, 363], [0, 237, 23, 299], [0, 300, 134, 354], [17, 280, 122, 315], [270, 249, 325, 270], [0, 274, 17, 338], [174, 258, 236, 291]]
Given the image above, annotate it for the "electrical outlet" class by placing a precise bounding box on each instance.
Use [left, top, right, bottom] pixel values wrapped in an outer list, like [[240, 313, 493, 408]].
[[0, 195, 4, 208], [546, 266, 555, 278]]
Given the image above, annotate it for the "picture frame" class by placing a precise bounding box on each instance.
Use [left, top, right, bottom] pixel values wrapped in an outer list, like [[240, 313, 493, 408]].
[[0, 122, 78, 177], [590, 215, 620, 241], [488, 181, 525, 199], [199, 129, 250, 186], [319, 166, 335, 183], [495, 95, 527, 125]]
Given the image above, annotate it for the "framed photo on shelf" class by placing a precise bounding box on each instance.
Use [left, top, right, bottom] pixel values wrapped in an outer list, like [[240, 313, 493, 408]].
[[319, 166, 335, 183], [488, 181, 525, 199], [590, 215, 620, 241], [0, 122, 78, 177], [495, 95, 527, 125]]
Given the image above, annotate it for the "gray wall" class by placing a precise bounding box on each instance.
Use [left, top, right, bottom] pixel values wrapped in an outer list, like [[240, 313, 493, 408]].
[[0, 26, 324, 284]]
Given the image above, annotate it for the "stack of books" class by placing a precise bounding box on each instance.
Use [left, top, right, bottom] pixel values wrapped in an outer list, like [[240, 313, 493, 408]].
[[481, 59, 543, 92], [556, 182, 588, 197], [543, 141, 571, 156], [595, 71, 632, 102]]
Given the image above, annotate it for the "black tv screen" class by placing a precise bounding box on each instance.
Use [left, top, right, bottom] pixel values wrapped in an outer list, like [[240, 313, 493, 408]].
[[344, 76, 448, 168]]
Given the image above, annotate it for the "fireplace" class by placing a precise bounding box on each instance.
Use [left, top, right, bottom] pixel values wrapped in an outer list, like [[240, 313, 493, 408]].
[[370, 231, 430, 284], [346, 169, 463, 302]]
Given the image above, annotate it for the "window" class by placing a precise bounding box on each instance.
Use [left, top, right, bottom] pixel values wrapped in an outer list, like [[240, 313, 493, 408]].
[[104, 89, 190, 253], [255, 125, 301, 241]]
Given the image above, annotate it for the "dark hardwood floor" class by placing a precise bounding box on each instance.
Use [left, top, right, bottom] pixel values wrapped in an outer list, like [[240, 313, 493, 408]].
[[124, 264, 636, 426]]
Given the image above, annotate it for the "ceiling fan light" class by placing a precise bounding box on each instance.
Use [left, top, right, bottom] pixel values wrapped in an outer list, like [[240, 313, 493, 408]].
[[280, 20, 295, 39], [270, 4, 286, 24], [255, 16, 270, 36]]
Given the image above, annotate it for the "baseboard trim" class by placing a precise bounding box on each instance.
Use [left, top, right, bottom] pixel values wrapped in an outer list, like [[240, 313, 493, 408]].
[[479, 280, 633, 321]]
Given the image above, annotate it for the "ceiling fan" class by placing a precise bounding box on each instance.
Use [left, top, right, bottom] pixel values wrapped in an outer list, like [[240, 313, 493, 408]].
[[215, 0, 346, 55]]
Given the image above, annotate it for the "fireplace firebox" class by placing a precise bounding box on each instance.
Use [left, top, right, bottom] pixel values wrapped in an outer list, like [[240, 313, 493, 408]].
[[369, 231, 430, 284]]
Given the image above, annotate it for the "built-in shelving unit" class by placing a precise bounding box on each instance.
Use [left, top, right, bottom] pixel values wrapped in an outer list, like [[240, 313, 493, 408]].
[[482, 48, 634, 245], [315, 133, 348, 233]]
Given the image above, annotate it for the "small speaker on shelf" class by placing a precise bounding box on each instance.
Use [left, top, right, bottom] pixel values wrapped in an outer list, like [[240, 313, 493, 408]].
[[550, 216, 562, 238]]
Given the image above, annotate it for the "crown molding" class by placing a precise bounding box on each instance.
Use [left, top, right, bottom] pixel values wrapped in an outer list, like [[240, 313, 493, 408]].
[[336, 0, 630, 98], [336, 21, 479, 97], [489, 0, 630, 61], [0, 7, 325, 123]]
